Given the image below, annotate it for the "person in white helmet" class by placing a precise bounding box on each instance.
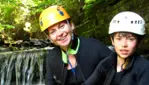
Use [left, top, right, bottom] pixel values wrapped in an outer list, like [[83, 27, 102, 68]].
[[83, 11, 149, 85]]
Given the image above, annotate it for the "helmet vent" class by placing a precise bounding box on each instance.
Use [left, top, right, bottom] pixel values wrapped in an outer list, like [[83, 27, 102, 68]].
[[112, 20, 120, 23], [131, 20, 143, 24], [117, 20, 120, 23], [135, 20, 137, 24], [139, 20, 143, 24], [112, 20, 116, 23]]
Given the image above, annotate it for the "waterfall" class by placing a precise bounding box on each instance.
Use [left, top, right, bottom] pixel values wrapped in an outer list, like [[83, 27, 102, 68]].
[[0, 47, 53, 85]]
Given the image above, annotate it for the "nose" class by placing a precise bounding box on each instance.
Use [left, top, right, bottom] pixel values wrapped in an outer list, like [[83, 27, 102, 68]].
[[121, 39, 128, 47], [56, 29, 63, 37]]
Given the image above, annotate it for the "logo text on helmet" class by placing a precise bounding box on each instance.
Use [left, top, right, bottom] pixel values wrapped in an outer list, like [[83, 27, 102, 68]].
[[57, 6, 64, 16]]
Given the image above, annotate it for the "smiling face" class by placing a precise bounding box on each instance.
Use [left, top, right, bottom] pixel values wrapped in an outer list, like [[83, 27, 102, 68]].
[[111, 32, 138, 59], [47, 20, 73, 50]]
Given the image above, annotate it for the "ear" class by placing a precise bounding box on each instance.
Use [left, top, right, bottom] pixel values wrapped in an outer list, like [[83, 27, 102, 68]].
[[49, 38, 53, 43], [70, 22, 75, 31], [110, 37, 114, 46], [47, 36, 53, 43], [50, 40, 53, 43]]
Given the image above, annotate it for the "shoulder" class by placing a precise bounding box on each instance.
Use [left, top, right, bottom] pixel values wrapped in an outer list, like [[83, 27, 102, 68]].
[[46, 46, 61, 59], [94, 52, 116, 75], [100, 52, 116, 68], [49, 46, 60, 54], [79, 36, 110, 50], [78, 36, 112, 59], [79, 36, 104, 45], [134, 55, 149, 72], [135, 56, 149, 66], [131, 55, 149, 81]]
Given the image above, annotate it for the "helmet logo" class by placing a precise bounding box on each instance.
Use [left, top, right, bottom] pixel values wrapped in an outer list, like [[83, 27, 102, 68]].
[[40, 20, 43, 26], [57, 7, 64, 16]]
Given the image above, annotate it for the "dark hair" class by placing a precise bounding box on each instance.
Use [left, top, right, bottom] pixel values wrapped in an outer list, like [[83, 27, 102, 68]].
[[110, 32, 144, 44]]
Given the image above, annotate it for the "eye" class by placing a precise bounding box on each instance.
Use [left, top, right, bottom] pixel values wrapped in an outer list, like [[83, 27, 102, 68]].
[[49, 29, 56, 35], [128, 37, 135, 41], [59, 24, 65, 29], [115, 37, 121, 40]]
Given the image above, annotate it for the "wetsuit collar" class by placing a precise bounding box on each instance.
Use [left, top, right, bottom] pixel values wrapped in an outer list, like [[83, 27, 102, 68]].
[[61, 36, 80, 63]]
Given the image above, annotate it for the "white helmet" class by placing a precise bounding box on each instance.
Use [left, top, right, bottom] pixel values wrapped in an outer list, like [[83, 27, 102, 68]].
[[109, 11, 145, 35]]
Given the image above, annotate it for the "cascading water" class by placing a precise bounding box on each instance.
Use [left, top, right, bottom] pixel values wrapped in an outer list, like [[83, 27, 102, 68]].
[[0, 47, 53, 85]]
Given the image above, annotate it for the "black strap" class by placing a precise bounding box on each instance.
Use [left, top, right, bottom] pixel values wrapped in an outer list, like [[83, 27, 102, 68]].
[[76, 59, 86, 82]]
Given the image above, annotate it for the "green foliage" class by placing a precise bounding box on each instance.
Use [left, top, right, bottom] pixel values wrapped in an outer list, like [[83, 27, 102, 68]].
[[83, 0, 105, 10], [0, 0, 108, 46], [0, 0, 82, 45]]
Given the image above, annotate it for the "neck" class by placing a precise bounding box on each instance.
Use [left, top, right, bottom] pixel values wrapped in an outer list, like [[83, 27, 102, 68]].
[[61, 46, 68, 52], [61, 41, 72, 52], [117, 56, 127, 72], [117, 56, 125, 66]]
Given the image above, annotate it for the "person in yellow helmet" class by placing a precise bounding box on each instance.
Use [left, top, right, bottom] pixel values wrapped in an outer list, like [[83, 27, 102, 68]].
[[83, 11, 149, 85], [39, 5, 112, 85]]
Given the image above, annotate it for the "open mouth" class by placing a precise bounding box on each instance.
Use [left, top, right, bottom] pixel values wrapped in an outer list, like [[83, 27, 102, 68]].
[[58, 35, 69, 43], [120, 49, 128, 55]]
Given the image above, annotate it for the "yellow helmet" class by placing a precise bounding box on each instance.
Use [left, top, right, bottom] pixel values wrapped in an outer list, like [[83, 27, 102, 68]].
[[39, 5, 70, 32]]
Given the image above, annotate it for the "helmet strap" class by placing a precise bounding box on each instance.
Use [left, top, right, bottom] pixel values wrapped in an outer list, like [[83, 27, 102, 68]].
[[66, 20, 72, 30], [66, 20, 74, 40]]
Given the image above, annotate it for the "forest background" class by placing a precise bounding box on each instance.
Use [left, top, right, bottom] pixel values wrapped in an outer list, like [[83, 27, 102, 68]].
[[0, 0, 149, 55]]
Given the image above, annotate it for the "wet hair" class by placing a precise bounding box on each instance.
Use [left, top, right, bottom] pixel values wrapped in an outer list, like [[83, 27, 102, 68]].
[[110, 32, 144, 45]]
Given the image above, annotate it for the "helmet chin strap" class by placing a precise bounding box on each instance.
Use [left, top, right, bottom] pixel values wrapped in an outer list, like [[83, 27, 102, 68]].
[[66, 20, 74, 40]]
